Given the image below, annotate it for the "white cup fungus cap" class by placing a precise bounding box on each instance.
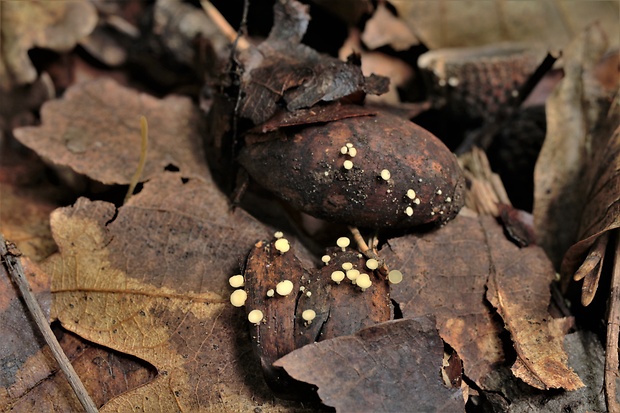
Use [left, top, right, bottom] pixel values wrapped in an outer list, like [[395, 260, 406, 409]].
[[230, 289, 247, 307], [276, 280, 294, 296]]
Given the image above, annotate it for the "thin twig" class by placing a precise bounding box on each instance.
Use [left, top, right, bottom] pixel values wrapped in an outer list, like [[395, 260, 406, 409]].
[[124, 116, 149, 204], [605, 229, 620, 413], [0, 235, 98, 413], [348, 226, 388, 276], [200, 0, 250, 51]]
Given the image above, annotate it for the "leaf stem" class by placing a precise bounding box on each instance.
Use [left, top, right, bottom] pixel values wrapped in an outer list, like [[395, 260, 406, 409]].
[[124, 116, 149, 204]]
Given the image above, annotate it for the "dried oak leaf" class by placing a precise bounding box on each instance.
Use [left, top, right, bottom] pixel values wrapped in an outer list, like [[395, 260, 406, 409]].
[[482, 218, 584, 390], [13, 78, 209, 185], [44, 173, 310, 411], [243, 242, 391, 398], [274, 317, 465, 413], [0, 0, 97, 88], [380, 214, 504, 388], [237, 0, 388, 125], [533, 24, 617, 271], [392, 0, 619, 51], [0, 239, 152, 412]]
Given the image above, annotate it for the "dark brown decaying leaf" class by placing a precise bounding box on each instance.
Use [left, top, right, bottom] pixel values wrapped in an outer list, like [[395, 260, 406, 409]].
[[483, 331, 607, 412], [380, 215, 504, 387], [13, 78, 210, 185], [418, 43, 547, 121], [382, 214, 582, 390], [533, 23, 614, 269], [243, 241, 391, 398], [0, 257, 52, 407], [237, 0, 387, 125], [274, 317, 465, 413], [240, 110, 465, 229], [0, 0, 98, 88]]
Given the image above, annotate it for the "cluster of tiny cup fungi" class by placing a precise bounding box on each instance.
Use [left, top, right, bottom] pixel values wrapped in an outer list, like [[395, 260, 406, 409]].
[[228, 231, 403, 327], [338, 141, 452, 218]]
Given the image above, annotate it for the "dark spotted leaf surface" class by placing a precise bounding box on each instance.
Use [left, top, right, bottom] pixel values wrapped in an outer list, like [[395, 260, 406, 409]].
[[274, 317, 465, 413]]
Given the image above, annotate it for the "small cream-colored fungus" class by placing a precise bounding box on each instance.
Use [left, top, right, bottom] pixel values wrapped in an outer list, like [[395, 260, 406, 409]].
[[366, 258, 379, 270], [348, 147, 357, 157], [380, 169, 391, 181], [321, 255, 331, 265], [342, 262, 353, 271], [306, 291, 312, 297], [274, 231, 284, 238], [229, 274, 244, 288], [406, 189, 416, 199], [336, 237, 350, 250], [331, 270, 345, 284], [357, 273, 372, 291], [346, 269, 360, 282], [274, 238, 290, 254], [302, 309, 316, 324], [436, 189, 442, 195], [343, 160, 354, 170], [413, 198, 421, 205], [405, 206, 414, 216], [276, 280, 294, 296], [230, 289, 247, 307], [445, 197, 452, 203], [248, 309, 263, 325], [340, 146, 348, 154], [266, 289, 275, 297], [346, 143, 354, 148], [388, 270, 403, 284]]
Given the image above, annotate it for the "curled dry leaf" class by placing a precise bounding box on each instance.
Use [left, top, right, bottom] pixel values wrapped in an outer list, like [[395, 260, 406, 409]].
[[418, 43, 547, 121], [239, 109, 465, 229], [13, 78, 209, 185], [0, 0, 97, 88], [236, 0, 388, 125], [534, 23, 616, 270], [482, 331, 607, 412], [561, 120, 619, 304], [274, 317, 465, 413], [243, 241, 391, 398], [482, 218, 584, 390], [43, 173, 313, 411]]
